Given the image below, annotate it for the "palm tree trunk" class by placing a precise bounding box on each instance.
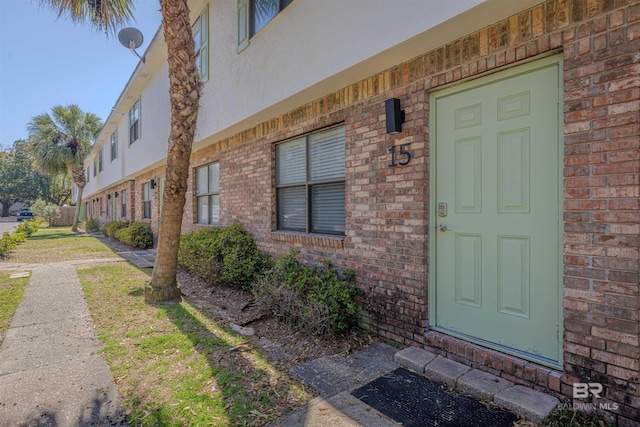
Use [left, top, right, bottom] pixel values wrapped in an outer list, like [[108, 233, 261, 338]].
[[145, 0, 200, 303], [70, 165, 87, 232], [73, 185, 84, 231]]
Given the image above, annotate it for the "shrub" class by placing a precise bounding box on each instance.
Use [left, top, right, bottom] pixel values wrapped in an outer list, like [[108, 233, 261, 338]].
[[252, 249, 361, 336], [9, 232, 27, 244], [0, 232, 16, 258], [29, 199, 60, 225], [85, 218, 101, 232], [178, 222, 270, 289], [16, 220, 38, 237], [104, 220, 130, 238], [114, 221, 153, 249]]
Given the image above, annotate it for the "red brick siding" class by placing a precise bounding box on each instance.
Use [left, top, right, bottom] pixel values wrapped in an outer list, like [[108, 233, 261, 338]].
[[84, 0, 639, 422], [86, 180, 135, 225], [188, 2, 640, 421]]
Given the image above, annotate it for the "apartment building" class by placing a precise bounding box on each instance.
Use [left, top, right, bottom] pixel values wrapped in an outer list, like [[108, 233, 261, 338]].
[[79, 0, 640, 423]]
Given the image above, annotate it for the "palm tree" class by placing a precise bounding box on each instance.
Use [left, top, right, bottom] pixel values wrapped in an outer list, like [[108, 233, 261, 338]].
[[39, 0, 201, 302], [28, 104, 102, 231]]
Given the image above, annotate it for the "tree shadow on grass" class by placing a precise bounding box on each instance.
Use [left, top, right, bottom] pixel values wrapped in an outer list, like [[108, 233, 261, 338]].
[[155, 299, 304, 426]]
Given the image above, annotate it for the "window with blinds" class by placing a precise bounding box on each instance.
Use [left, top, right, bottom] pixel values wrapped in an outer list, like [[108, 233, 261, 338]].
[[195, 162, 220, 225], [275, 125, 345, 235]]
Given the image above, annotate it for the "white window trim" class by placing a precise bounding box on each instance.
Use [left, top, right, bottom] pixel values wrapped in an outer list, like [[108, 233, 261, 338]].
[[110, 129, 118, 161], [195, 162, 220, 225], [193, 5, 209, 83]]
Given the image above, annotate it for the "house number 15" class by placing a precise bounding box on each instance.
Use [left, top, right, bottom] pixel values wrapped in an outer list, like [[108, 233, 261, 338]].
[[389, 142, 412, 167]]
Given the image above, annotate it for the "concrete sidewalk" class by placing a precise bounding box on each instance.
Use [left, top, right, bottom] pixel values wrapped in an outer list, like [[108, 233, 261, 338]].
[[0, 262, 126, 426]]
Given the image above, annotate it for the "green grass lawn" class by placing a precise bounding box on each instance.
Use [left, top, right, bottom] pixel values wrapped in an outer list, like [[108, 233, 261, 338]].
[[2, 225, 312, 426], [0, 274, 29, 344], [78, 262, 311, 426], [8, 226, 116, 263]]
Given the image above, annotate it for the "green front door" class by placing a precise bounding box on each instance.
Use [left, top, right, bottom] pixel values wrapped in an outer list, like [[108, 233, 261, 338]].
[[432, 57, 561, 366]]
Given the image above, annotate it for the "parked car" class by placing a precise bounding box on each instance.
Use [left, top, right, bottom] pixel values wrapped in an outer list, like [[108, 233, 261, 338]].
[[16, 209, 35, 222]]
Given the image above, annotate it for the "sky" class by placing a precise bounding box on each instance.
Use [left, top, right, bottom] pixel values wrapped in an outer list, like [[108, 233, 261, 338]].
[[0, 0, 163, 148]]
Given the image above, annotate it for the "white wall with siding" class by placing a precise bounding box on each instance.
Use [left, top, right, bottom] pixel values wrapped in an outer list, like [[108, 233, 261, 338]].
[[83, 0, 542, 197]]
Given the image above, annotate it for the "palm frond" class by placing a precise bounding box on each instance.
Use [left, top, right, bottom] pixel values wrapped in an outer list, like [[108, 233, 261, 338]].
[[27, 104, 102, 177], [39, 0, 135, 35]]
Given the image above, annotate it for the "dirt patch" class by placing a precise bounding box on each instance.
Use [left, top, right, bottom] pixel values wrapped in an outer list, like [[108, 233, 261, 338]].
[[100, 235, 372, 373]]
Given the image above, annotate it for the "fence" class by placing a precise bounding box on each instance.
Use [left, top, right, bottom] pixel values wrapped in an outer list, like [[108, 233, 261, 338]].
[[50, 206, 75, 226]]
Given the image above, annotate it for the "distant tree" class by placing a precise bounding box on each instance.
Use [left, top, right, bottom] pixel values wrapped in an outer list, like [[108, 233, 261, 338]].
[[30, 199, 61, 225], [39, 0, 202, 302], [28, 104, 102, 231], [47, 172, 73, 206], [0, 140, 49, 216]]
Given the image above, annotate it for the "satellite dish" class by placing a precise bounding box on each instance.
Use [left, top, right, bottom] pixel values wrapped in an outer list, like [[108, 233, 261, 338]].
[[118, 27, 145, 63]]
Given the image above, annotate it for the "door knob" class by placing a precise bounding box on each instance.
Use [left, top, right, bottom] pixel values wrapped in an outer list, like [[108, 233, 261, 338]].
[[439, 224, 448, 232]]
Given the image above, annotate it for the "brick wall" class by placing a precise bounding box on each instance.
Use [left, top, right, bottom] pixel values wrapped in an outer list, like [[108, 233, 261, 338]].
[[560, 1, 640, 424], [86, 180, 135, 225], [89, 0, 638, 422]]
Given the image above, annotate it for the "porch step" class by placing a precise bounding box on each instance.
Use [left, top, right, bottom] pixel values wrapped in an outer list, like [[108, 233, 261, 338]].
[[395, 347, 560, 423]]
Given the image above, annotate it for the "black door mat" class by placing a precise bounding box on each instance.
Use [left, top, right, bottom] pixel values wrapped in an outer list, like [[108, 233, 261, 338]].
[[351, 367, 519, 427]]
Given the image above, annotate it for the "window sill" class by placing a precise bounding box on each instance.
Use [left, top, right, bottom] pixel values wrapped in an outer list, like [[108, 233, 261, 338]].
[[270, 230, 344, 249]]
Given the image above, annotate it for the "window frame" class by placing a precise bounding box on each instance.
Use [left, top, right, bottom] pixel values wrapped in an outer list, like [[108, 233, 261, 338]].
[[194, 162, 220, 225], [129, 98, 141, 145], [110, 129, 118, 161], [275, 124, 345, 235], [142, 182, 151, 220], [193, 5, 209, 83], [239, 0, 293, 52], [250, 0, 293, 36]]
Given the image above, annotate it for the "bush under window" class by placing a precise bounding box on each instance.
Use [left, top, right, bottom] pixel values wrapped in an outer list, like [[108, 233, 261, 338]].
[[251, 249, 361, 336], [113, 221, 153, 249], [178, 222, 270, 289]]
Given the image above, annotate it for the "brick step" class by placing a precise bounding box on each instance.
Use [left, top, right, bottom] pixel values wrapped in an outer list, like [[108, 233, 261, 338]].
[[395, 347, 560, 423]]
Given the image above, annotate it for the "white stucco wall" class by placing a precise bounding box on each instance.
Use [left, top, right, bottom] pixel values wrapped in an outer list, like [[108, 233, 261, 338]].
[[83, 0, 544, 198], [196, 0, 543, 144], [124, 62, 171, 177]]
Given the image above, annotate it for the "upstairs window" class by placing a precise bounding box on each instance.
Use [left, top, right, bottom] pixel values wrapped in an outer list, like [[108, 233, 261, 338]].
[[276, 125, 345, 235], [110, 130, 118, 161], [93, 158, 98, 177], [252, 0, 293, 34], [142, 182, 151, 219], [98, 148, 103, 172], [129, 98, 141, 145], [86, 167, 90, 183], [237, 0, 293, 51], [193, 6, 209, 83], [195, 162, 220, 225]]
